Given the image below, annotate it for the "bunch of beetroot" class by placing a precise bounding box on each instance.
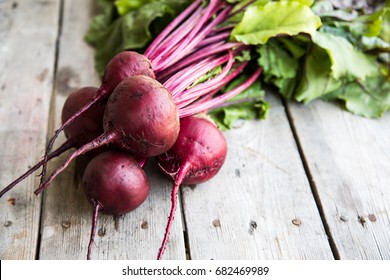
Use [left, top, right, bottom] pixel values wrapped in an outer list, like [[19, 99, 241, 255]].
[[1, 0, 261, 260]]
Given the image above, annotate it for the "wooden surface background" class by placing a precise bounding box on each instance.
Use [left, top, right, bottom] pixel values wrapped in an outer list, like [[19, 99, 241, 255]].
[[0, 0, 389, 260]]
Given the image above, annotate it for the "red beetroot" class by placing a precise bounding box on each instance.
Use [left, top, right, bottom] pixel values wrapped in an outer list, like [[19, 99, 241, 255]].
[[82, 151, 150, 259], [101, 51, 155, 95], [35, 75, 179, 195], [61, 86, 105, 146], [155, 114, 227, 259]]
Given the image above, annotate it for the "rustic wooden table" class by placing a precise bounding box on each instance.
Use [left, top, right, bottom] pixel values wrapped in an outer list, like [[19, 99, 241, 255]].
[[1, 0, 389, 260]]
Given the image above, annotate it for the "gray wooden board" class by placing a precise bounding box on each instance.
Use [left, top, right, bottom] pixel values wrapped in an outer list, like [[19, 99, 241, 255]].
[[182, 92, 334, 260], [0, 0, 60, 259], [288, 100, 390, 259]]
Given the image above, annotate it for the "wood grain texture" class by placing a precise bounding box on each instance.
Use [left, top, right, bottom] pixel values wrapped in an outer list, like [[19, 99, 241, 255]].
[[0, 0, 60, 259], [37, 0, 102, 261], [287, 100, 390, 259], [182, 92, 334, 260]]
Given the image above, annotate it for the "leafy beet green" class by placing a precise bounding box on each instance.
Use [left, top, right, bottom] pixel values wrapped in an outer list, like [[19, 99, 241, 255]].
[[231, 0, 389, 118], [230, 1, 322, 44]]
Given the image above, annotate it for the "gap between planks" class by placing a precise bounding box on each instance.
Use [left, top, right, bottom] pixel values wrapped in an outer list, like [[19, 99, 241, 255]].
[[35, 0, 65, 260], [282, 98, 341, 260], [179, 186, 192, 260]]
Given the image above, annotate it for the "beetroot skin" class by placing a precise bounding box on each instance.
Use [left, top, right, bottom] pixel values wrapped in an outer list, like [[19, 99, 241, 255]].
[[103, 75, 180, 157], [61, 86, 105, 146], [156, 114, 227, 185], [82, 151, 150, 215], [100, 51, 155, 96]]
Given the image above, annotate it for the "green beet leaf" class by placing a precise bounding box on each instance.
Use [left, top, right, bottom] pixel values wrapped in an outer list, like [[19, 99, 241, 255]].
[[115, 0, 148, 15], [231, 1, 321, 45], [323, 74, 390, 118], [312, 31, 377, 80], [295, 44, 343, 103], [256, 39, 299, 99]]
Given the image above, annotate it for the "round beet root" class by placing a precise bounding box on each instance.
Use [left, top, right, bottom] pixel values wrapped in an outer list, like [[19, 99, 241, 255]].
[[82, 151, 150, 215], [156, 114, 227, 185], [103, 75, 180, 157], [61, 86, 105, 146], [100, 51, 155, 96]]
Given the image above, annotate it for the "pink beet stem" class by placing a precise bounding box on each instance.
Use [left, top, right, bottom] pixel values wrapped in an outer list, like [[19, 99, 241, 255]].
[[0, 139, 74, 198], [174, 50, 235, 106], [163, 57, 216, 96], [153, 1, 229, 72], [144, 0, 203, 59], [87, 201, 101, 260], [35, 131, 119, 195], [166, 51, 235, 98], [148, 6, 203, 66], [157, 162, 191, 260], [157, 41, 241, 81], [178, 68, 263, 118], [197, 29, 232, 48], [152, 0, 222, 71], [175, 58, 248, 109]]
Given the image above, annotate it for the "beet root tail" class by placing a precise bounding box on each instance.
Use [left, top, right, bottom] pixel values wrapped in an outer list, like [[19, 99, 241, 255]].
[[157, 162, 190, 260], [87, 201, 101, 260], [34, 131, 118, 195], [0, 139, 73, 198]]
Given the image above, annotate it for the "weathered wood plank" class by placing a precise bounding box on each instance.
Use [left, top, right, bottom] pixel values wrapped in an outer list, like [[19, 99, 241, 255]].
[[38, 0, 186, 260], [288, 100, 390, 259], [0, 0, 60, 260], [182, 92, 334, 260], [35, 0, 100, 260]]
